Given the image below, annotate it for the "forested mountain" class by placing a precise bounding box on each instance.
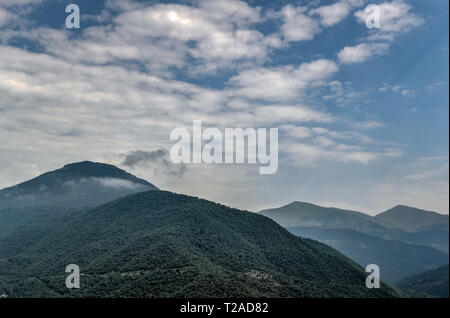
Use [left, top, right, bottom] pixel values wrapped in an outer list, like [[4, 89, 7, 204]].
[[0, 161, 157, 237], [397, 265, 449, 298], [0, 190, 400, 298]]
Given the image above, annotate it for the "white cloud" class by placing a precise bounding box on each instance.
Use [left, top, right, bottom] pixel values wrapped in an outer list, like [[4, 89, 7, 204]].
[[338, 43, 388, 64], [378, 84, 416, 97], [0, 8, 11, 26], [337, 1, 423, 64], [0, 0, 42, 7], [280, 124, 400, 166], [254, 105, 334, 124], [310, 1, 352, 27], [350, 120, 385, 129], [104, 0, 144, 12], [229, 59, 339, 101], [92, 177, 146, 190], [0, 0, 41, 26], [401, 89, 415, 97], [6, 0, 273, 75], [280, 1, 365, 40], [280, 5, 321, 42], [287, 142, 400, 165], [354, 0, 424, 37]]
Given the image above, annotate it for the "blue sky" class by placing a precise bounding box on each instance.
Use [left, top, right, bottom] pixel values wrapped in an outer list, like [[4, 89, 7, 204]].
[[0, 0, 448, 214]]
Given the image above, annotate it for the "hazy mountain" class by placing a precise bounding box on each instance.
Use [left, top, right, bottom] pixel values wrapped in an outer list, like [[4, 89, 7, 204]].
[[375, 206, 449, 253], [412, 228, 449, 253], [0, 190, 400, 298], [288, 226, 448, 284], [260, 202, 448, 250], [376, 205, 449, 232], [260, 202, 406, 240], [397, 265, 449, 298], [260, 201, 449, 283], [0, 161, 157, 237]]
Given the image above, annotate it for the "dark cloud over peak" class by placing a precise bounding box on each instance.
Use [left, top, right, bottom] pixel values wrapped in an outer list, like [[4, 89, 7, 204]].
[[122, 148, 186, 178]]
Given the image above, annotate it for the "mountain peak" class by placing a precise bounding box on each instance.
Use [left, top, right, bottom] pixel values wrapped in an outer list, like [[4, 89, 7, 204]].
[[379, 205, 446, 218], [62, 160, 110, 169], [376, 205, 449, 233], [0, 161, 158, 210], [392, 204, 427, 210], [287, 201, 318, 208], [13, 161, 157, 190], [59, 161, 146, 181]]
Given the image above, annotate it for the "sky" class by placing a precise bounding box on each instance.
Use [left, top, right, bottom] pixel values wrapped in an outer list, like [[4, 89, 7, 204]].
[[0, 0, 448, 215]]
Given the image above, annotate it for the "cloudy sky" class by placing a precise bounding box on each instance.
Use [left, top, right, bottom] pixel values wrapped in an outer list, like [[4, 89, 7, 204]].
[[0, 0, 448, 215]]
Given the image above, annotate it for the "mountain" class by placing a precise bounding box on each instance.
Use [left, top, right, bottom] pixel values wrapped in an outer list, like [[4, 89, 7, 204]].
[[376, 205, 449, 232], [287, 226, 449, 284], [0, 161, 157, 237], [0, 161, 157, 209], [376, 205, 449, 253], [260, 202, 405, 240], [260, 202, 448, 249], [0, 190, 400, 298], [259, 202, 449, 283], [397, 265, 449, 298]]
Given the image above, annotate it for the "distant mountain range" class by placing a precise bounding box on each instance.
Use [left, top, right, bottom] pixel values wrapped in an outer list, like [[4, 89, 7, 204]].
[[260, 202, 449, 284], [0, 162, 401, 298]]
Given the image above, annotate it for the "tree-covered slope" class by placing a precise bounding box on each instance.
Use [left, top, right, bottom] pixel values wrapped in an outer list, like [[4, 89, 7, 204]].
[[0, 191, 400, 298], [396, 265, 449, 298]]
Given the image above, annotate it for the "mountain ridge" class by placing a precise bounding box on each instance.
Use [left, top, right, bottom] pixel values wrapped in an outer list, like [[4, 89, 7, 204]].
[[375, 205, 449, 233], [259, 201, 400, 237], [0, 190, 400, 297], [259, 201, 449, 238], [259, 201, 449, 283]]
